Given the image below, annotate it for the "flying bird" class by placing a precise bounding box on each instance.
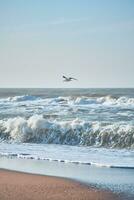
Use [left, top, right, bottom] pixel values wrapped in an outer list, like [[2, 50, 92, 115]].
[[62, 76, 78, 82]]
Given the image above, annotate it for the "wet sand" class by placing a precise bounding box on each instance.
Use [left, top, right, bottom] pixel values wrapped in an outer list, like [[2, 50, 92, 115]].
[[0, 169, 121, 200]]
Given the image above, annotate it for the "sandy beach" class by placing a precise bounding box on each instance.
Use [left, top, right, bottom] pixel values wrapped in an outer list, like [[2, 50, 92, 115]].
[[0, 169, 121, 200]]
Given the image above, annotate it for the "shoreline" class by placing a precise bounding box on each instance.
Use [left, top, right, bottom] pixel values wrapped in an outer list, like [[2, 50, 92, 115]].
[[0, 156, 134, 200], [0, 169, 121, 200]]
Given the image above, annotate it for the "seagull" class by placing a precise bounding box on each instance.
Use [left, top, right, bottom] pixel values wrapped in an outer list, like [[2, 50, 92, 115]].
[[62, 75, 78, 82]]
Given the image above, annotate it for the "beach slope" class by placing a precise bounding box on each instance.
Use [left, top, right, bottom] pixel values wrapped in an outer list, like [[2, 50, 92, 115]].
[[0, 169, 120, 200]]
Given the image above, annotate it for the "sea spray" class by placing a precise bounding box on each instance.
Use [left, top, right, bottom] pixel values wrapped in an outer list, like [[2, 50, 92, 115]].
[[0, 115, 134, 148]]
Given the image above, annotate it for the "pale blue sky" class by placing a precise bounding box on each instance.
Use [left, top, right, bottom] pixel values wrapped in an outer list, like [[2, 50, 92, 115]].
[[0, 0, 134, 87]]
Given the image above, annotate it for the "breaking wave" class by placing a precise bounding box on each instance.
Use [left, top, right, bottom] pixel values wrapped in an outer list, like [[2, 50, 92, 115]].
[[0, 115, 134, 148], [1, 95, 41, 102], [97, 96, 134, 107], [72, 96, 134, 107], [0, 94, 134, 105]]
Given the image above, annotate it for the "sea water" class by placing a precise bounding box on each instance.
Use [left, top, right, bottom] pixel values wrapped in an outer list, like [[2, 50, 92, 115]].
[[0, 88, 134, 197]]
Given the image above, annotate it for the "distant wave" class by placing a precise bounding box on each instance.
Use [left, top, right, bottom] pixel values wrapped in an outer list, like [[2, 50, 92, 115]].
[[71, 96, 134, 107], [0, 115, 134, 148], [1, 94, 134, 107], [1, 95, 41, 102]]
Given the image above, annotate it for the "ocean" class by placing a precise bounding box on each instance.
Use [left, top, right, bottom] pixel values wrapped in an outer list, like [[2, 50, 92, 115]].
[[0, 88, 134, 198]]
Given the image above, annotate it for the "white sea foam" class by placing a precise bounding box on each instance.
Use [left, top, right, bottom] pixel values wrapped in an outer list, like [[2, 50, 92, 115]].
[[0, 94, 134, 148], [0, 115, 134, 148], [97, 96, 134, 107], [0, 143, 134, 169], [0, 95, 41, 102], [72, 97, 98, 105], [0, 90, 134, 197], [68, 95, 134, 107], [1, 94, 134, 106]]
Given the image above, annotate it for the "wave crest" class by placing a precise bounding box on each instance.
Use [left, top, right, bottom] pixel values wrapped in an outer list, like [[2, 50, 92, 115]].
[[4, 95, 41, 102], [1, 94, 134, 108], [0, 115, 134, 148]]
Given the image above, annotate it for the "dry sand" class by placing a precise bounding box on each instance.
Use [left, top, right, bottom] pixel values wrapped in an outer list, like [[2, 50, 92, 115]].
[[0, 169, 121, 200]]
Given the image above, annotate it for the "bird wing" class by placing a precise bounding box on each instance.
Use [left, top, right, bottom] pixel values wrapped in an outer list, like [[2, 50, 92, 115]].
[[70, 77, 78, 81], [63, 76, 67, 79]]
